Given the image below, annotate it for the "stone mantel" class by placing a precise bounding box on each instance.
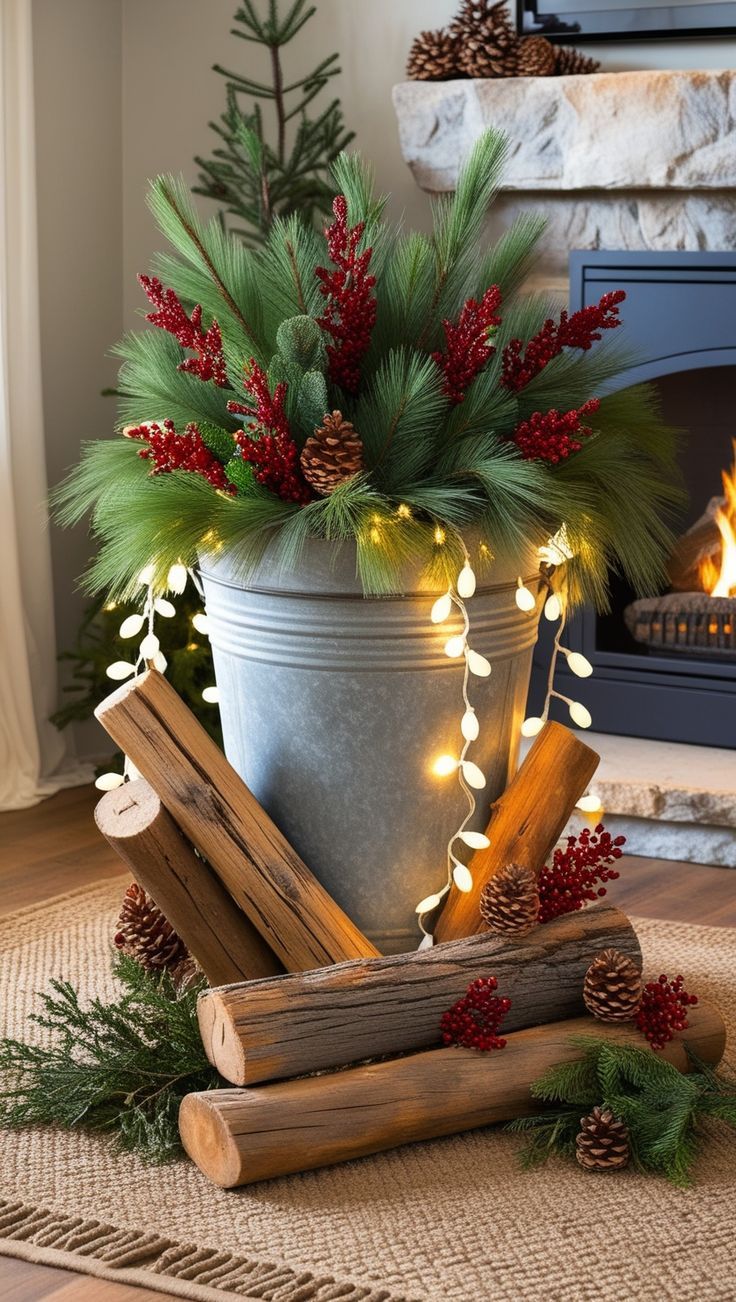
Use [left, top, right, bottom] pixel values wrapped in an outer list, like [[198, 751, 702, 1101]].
[[393, 70, 736, 280]]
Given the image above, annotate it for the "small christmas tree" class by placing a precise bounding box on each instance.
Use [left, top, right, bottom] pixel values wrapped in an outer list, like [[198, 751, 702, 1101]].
[[194, 1, 354, 247]]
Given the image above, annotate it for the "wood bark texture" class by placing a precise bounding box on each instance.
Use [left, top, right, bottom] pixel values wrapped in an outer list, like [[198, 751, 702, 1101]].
[[434, 720, 599, 943], [179, 999, 726, 1188], [95, 670, 380, 971], [199, 902, 640, 1085], [95, 778, 281, 984]]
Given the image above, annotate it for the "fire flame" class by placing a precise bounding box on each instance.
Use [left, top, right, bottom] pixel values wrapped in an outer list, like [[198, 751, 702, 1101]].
[[700, 440, 736, 598]]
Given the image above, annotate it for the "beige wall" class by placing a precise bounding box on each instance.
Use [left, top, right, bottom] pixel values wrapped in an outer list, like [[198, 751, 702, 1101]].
[[31, 0, 736, 752]]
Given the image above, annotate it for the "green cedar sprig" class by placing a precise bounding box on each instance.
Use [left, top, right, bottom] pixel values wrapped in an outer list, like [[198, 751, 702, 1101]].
[[0, 954, 221, 1163], [507, 1037, 736, 1187], [193, 1, 354, 247]]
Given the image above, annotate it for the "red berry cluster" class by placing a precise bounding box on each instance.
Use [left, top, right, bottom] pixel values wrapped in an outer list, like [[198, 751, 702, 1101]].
[[433, 285, 503, 405], [537, 825, 625, 924], [513, 398, 600, 464], [125, 420, 235, 493], [635, 974, 699, 1051], [441, 976, 511, 1052], [316, 196, 377, 395], [502, 290, 626, 392], [138, 275, 228, 387], [229, 360, 312, 505]]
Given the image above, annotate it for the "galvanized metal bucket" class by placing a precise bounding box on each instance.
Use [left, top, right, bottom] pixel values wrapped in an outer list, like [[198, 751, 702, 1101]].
[[199, 541, 541, 953]]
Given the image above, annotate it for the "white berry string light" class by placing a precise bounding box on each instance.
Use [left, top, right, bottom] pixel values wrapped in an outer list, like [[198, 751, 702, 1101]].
[[416, 552, 493, 937]]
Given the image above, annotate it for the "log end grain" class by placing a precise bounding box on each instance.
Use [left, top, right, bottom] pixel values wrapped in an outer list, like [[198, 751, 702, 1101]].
[[179, 1091, 246, 1189], [197, 991, 248, 1082]]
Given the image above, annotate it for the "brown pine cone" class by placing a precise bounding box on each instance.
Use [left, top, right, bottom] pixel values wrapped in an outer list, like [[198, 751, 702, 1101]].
[[301, 411, 364, 496], [479, 863, 540, 937], [555, 44, 600, 76], [114, 882, 190, 978], [450, 0, 519, 79], [576, 1106, 630, 1172], [406, 29, 461, 81], [516, 36, 556, 78], [583, 948, 643, 1022]]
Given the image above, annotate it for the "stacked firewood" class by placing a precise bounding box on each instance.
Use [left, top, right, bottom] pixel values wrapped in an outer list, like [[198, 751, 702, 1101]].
[[95, 671, 723, 1188]]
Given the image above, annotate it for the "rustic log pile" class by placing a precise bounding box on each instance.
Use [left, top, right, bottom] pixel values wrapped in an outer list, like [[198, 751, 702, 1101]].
[[95, 671, 727, 1189]]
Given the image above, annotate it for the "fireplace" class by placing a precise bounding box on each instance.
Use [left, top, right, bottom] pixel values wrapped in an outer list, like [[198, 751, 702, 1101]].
[[531, 251, 736, 748]]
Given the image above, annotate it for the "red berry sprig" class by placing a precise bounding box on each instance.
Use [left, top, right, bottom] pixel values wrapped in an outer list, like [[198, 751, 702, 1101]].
[[316, 195, 377, 395], [635, 974, 699, 1051], [537, 824, 625, 924], [124, 420, 236, 493], [502, 290, 625, 392], [512, 399, 600, 465], [441, 976, 511, 1052], [138, 275, 228, 387], [433, 285, 503, 405], [229, 360, 312, 505]]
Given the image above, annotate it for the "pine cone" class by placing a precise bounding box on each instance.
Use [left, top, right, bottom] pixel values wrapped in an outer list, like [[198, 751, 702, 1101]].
[[555, 44, 600, 76], [114, 883, 190, 979], [576, 1106, 630, 1172], [301, 411, 364, 496], [516, 36, 556, 78], [450, 0, 519, 78], [479, 863, 540, 937], [583, 948, 643, 1022], [407, 28, 461, 81]]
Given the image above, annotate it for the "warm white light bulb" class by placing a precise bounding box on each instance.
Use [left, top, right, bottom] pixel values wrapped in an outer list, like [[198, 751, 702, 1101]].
[[431, 593, 453, 624], [202, 685, 220, 704], [192, 612, 210, 635], [544, 593, 562, 622], [106, 661, 136, 681], [521, 716, 544, 738], [566, 651, 593, 679], [576, 793, 604, 814], [453, 864, 474, 893], [461, 708, 479, 742], [154, 598, 176, 619], [432, 754, 458, 777], [138, 563, 155, 587], [467, 649, 492, 678], [167, 563, 188, 594], [459, 830, 491, 850], [140, 632, 160, 660], [461, 760, 486, 790], [457, 563, 476, 600], [95, 772, 125, 791], [153, 651, 167, 673], [515, 580, 536, 613], [569, 700, 592, 729], [415, 892, 443, 915], [125, 760, 142, 782], [444, 634, 466, 658], [119, 613, 145, 639]]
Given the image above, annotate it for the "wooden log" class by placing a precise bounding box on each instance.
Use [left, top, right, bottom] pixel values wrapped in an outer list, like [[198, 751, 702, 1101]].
[[95, 778, 282, 985], [179, 999, 726, 1188], [199, 902, 640, 1086], [434, 721, 599, 944], [95, 670, 380, 971]]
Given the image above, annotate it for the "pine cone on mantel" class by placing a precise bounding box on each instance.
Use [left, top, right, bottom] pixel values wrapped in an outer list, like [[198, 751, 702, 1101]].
[[516, 36, 557, 78], [406, 28, 461, 81], [450, 0, 519, 78]]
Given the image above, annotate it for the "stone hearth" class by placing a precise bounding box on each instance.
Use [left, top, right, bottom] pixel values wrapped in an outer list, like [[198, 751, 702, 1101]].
[[393, 70, 736, 282]]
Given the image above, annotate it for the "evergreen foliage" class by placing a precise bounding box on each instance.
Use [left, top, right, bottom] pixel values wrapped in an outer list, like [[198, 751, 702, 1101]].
[[0, 955, 221, 1163], [193, 0, 354, 246], [54, 130, 682, 605], [507, 1037, 736, 1187]]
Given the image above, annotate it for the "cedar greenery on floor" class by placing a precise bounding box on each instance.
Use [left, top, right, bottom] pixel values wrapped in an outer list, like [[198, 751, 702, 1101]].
[[54, 130, 681, 607]]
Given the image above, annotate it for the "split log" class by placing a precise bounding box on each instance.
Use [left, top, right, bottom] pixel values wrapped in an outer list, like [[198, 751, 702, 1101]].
[[199, 902, 639, 1086], [434, 721, 599, 944], [95, 670, 380, 972], [668, 496, 724, 592], [179, 999, 726, 1188], [95, 779, 281, 985]]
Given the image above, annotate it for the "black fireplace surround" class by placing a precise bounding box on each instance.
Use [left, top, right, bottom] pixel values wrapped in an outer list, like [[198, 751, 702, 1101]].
[[529, 250, 736, 749]]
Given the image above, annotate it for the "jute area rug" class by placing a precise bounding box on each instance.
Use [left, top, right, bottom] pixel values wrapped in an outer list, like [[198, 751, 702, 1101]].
[[0, 882, 734, 1302]]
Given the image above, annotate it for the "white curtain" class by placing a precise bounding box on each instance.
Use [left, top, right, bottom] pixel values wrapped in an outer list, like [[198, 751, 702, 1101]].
[[0, 0, 91, 809]]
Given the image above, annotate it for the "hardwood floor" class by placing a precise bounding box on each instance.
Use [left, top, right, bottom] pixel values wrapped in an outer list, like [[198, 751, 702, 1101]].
[[0, 784, 734, 1300]]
